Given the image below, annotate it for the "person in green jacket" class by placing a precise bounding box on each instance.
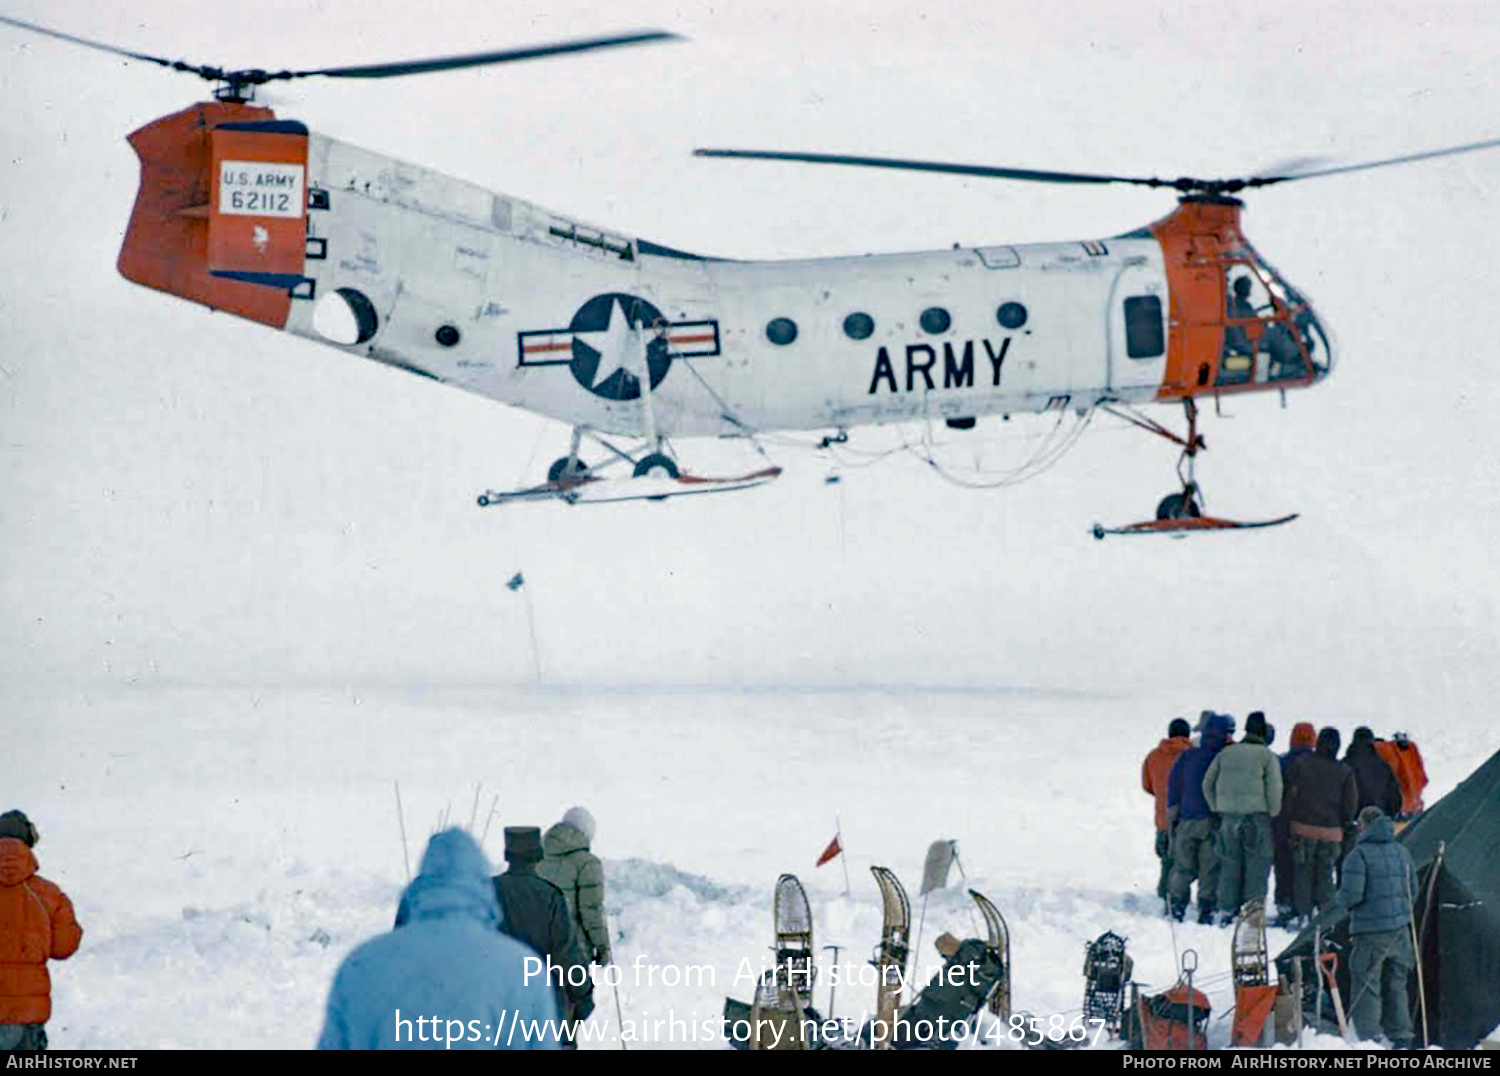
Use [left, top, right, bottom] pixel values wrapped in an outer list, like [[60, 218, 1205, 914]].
[[1202, 712, 1284, 926], [536, 807, 612, 966]]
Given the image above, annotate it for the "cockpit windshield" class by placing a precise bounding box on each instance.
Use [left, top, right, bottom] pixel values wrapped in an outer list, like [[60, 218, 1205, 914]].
[[1218, 252, 1333, 389]]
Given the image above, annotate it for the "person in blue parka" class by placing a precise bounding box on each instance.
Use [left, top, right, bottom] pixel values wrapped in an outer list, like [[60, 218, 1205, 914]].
[[318, 828, 559, 1050], [1335, 807, 1418, 1048], [1166, 713, 1235, 924]]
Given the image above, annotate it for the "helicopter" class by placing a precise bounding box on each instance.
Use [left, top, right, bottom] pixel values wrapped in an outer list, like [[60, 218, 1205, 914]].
[[6, 15, 1500, 536]]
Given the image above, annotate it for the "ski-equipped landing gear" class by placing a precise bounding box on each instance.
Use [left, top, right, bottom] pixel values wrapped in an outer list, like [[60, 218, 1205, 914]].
[[1093, 398, 1298, 538], [478, 426, 781, 506]]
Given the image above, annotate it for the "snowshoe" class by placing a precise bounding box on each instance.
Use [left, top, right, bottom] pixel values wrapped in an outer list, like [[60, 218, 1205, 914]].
[[1081, 931, 1132, 1036]]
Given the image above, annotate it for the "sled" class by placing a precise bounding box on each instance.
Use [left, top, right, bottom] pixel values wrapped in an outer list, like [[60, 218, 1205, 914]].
[[477, 465, 782, 507], [1091, 512, 1299, 540], [1124, 980, 1212, 1050], [1082, 931, 1132, 1035]]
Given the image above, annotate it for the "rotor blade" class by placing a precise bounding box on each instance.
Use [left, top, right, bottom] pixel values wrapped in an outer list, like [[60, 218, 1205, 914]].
[[289, 30, 682, 80], [0, 14, 222, 80], [1252, 136, 1500, 185], [694, 148, 1184, 188]]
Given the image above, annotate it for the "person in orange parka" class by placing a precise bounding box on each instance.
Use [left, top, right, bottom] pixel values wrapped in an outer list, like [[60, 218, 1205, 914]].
[[1142, 718, 1193, 911], [0, 810, 83, 1051], [1373, 733, 1429, 825]]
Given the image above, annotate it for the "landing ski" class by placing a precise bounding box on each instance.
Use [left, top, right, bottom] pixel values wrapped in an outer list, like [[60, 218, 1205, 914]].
[[478, 466, 781, 507], [1091, 513, 1299, 539]]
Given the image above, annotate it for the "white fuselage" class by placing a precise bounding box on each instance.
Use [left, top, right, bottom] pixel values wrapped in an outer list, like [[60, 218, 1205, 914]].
[[286, 134, 1170, 438]]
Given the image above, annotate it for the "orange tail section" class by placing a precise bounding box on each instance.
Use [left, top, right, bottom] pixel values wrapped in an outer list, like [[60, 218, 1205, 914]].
[[118, 102, 309, 329]]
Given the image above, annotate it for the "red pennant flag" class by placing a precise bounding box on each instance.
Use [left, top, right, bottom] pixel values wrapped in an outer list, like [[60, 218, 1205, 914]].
[[815, 834, 842, 867]]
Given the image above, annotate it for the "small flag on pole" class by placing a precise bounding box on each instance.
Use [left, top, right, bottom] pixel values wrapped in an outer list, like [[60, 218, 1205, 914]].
[[506, 572, 525, 592], [816, 834, 843, 867]]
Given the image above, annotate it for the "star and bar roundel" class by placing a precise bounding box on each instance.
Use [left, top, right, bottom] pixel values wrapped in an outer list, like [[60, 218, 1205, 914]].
[[517, 292, 721, 401]]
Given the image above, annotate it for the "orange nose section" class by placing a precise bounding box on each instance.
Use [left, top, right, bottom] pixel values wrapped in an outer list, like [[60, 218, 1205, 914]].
[[118, 102, 306, 329]]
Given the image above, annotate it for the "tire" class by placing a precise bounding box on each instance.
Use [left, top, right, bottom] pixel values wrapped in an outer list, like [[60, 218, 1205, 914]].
[[548, 457, 589, 483], [633, 453, 679, 479], [477, 495, 490, 507], [1155, 492, 1201, 521]]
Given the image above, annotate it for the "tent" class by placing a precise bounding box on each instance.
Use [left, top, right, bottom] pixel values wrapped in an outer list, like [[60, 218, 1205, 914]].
[[1275, 748, 1500, 1049]]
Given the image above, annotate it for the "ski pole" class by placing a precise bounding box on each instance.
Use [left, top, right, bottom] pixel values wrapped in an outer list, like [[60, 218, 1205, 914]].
[[612, 978, 627, 1051], [1182, 948, 1198, 1050], [823, 945, 842, 1019]]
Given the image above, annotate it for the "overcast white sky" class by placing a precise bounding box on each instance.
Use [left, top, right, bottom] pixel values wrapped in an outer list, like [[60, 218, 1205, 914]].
[[2, 0, 1498, 723]]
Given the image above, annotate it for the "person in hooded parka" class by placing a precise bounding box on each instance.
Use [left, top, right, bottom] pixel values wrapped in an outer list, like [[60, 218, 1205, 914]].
[[1166, 714, 1235, 924], [1336, 806, 1418, 1048], [537, 807, 612, 967], [320, 828, 558, 1050]]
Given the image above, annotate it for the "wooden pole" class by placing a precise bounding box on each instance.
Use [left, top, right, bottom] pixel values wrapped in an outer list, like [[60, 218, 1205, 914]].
[[395, 780, 411, 883]]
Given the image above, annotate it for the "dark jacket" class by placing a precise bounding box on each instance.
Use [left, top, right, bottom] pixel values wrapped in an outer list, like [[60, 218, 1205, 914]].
[[1284, 745, 1358, 840], [325, 829, 558, 1049], [1337, 815, 1417, 935], [494, 866, 594, 1022], [1168, 715, 1233, 822], [1344, 738, 1402, 819], [891, 938, 1004, 1050]]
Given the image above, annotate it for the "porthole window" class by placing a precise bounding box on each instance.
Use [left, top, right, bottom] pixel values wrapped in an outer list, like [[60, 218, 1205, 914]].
[[766, 317, 798, 346], [919, 307, 951, 335], [843, 312, 875, 340], [997, 302, 1028, 330], [311, 287, 379, 345], [435, 324, 461, 347]]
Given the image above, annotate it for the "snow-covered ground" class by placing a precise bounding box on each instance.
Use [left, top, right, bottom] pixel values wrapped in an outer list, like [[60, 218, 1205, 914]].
[[7, 683, 1493, 1049], [4, 0, 1500, 1051]]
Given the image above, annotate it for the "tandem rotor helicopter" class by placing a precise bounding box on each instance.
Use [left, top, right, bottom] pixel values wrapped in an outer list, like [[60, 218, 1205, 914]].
[[7, 16, 1500, 537]]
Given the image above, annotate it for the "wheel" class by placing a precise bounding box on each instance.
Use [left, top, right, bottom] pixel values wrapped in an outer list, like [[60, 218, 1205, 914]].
[[477, 494, 490, 507], [547, 457, 590, 483], [633, 452, 679, 479], [1155, 492, 1201, 521]]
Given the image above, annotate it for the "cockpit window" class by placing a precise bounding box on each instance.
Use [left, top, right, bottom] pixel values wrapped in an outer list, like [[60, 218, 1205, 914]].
[[1217, 256, 1332, 387]]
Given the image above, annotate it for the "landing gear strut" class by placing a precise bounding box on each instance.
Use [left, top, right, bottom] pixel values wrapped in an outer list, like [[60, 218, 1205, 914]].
[[1091, 398, 1299, 538], [1160, 397, 1207, 518]]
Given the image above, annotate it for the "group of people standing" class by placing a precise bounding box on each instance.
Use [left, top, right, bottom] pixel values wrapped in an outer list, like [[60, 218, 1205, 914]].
[[1142, 712, 1427, 928], [319, 805, 612, 1050], [1143, 714, 1430, 1046]]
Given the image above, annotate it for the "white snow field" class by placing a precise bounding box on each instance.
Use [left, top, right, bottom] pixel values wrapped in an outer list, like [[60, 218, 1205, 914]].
[[9, 683, 1495, 1049], [4, 0, 1500, 1051]]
